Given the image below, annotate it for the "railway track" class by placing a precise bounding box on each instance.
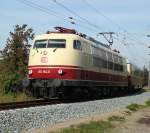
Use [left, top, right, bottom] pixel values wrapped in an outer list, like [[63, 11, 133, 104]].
[[0, 89, 144, 111], [0, 99, 62, 111], [0, 98, 91, 111]]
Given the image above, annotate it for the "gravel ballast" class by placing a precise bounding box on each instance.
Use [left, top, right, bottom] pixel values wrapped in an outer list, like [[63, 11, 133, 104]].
[[0, 92, 150, 133]]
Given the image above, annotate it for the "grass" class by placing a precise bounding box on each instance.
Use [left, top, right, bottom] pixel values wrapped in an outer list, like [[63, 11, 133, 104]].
[[145, 100, 150, 106], [50, 121, 114, 133], [126, 99, 150, 112], [0, 91, 35, 103], [126, 104, 145, 111], [49, 115, 127, 133]]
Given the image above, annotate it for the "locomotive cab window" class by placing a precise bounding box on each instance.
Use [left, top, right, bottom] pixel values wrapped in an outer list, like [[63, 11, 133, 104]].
[[73, 40, 82, 50], [34, 40, 48, 48], [47, 39, 66, 48]]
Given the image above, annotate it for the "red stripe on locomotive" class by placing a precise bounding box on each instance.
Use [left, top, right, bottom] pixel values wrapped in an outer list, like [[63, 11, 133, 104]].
[[28, 66, 128, 83]]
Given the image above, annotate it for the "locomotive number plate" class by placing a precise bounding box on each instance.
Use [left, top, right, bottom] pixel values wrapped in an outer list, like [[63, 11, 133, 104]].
[[38, 69, 51, 74]]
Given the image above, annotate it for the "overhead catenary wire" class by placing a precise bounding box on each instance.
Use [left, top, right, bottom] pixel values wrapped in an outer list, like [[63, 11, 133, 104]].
[[82, 0, 122, 31], [17, 0, 96, 32], [51, 0, 104, 32], [114, 35, 149, 65], [16, 0, 126, 44], [113, 37, 143, 65], [16, 0, 72, 22], [82, 0, 147, 46], [17, 0, 148, 47], [16, 0, 101, 34]]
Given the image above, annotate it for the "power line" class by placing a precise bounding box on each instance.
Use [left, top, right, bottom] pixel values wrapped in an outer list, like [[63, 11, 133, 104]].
[[16, 0, 100, 34], [16, 0, 74, 24], [83, 0, 142, 46], [82, 0, 147, 46], [82, 0, 122, 31], [51, 0, 104, 32], [113, 36, 145, 64], [16, 0, 147, 49]]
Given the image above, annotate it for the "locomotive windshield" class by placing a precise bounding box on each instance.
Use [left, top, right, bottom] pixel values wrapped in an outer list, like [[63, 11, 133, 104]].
[[33, 39, 66, 48], [47, 39, 66, 48], [34, 40, 47, 48]]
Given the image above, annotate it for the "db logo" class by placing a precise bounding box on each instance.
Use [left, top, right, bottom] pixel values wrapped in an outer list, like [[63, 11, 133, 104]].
[[41, 57, 48, 63]]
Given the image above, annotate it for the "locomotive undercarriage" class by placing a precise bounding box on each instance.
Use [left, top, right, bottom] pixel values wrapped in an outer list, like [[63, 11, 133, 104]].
[[30, 79, 131, 99]]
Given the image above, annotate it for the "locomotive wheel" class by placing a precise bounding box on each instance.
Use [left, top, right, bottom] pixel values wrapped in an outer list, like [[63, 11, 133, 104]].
[[56, 87, 65, 99]]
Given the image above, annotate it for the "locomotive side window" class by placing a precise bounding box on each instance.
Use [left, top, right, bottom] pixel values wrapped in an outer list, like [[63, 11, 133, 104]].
[[119, 65, 124, 72], [73, 40, 82, 50], [101, 50, 107, 59], [93, 56, 107, 68], [34, 40, 48, 48], [113, 55, 118, 71], [101, 59, 107, 68], [118, 57, 124, 72], [47, 39, 66, 48], [107, 52, 113, 70], [113, 55, 124, 72], [108, 62, 113, 70], [118, 57, 123, 64], [93, 56, 101, 67]]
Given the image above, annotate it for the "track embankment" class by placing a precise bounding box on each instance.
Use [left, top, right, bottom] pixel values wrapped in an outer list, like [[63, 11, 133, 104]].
[[0, 91, 150, 133]]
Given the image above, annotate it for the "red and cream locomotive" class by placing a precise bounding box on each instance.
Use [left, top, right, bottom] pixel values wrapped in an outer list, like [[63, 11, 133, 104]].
[[28, 27, 143, 98]]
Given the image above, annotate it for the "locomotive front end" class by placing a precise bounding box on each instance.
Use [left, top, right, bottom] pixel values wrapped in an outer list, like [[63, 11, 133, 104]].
[[28, 32, 82, 98]]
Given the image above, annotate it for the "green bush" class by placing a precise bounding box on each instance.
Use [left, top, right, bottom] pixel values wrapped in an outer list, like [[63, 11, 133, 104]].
[[126, 104, 144, 111], [145, 100, 150, 106]]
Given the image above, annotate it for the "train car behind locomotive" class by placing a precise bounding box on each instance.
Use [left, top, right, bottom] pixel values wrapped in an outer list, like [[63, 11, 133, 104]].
[[28, 27, 139, 99], [127, 63, 144, 90]]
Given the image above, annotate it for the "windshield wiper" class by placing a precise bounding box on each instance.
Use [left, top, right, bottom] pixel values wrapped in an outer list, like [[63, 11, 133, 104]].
[[34, 45, 39, 53], [53, 48, 57, 52]]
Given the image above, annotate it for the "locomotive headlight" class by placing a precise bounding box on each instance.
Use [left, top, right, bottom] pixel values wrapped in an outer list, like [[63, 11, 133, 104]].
[[28, 69, 32, 75], [58, 69, 64, 75]]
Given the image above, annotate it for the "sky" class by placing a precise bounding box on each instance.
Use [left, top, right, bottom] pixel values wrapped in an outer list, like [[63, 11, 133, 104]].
[[1, 0, 150, 68]]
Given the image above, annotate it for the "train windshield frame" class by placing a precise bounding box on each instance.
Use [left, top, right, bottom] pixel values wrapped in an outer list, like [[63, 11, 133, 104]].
[[34, 39, 48, 48], [33, 39, 66, 48], [47, 39, 66, 48]]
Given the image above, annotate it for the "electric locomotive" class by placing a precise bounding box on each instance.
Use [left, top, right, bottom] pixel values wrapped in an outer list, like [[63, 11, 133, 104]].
[[28, 27, 141, 98]]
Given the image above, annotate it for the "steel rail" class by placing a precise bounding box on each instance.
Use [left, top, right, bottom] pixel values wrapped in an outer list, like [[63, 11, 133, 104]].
[[0, 99, 62, 111]]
